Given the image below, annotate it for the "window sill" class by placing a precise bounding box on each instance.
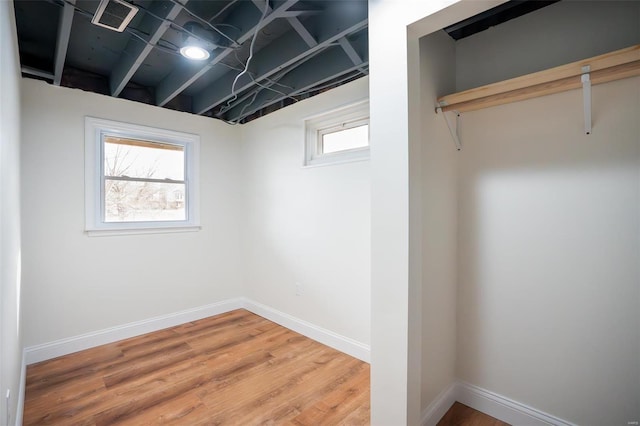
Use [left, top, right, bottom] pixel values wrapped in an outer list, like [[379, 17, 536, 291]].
[[304, 149, 370, 168], [85, 225, 201, 237]]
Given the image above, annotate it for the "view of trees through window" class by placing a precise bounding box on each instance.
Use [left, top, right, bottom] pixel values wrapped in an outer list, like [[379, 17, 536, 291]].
[[103, 136, 186, 222]]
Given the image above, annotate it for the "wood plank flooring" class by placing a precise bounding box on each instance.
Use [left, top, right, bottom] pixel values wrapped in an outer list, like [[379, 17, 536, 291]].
[[24, 309, 370, 425], [437, 402, 510, 426]]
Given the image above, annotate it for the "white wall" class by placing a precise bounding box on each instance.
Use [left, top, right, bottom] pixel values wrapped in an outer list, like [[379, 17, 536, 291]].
[[457, 76, 639, 426], [20, 75, 373, 357], [0, 2, 24, 424], [452, 3, 640, 424], [21, 79, 243, 347], [240, 77, 370, 347], [419, 30, 458, 412]]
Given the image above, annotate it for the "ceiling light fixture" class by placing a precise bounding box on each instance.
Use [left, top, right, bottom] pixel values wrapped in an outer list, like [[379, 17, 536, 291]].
[[180, 43, 210, 61], [180, 22, 214, 61]]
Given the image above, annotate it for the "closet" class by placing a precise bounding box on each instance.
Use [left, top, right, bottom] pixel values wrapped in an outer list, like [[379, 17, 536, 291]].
[[419, 1, 640, 425]]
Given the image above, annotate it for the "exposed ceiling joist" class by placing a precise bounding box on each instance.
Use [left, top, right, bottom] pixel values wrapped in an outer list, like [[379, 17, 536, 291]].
[[287, 17, 317, 48], [109, 0, 185, 97], [213, 46, 330, 119], [15, 0, 369, 124], [15, 0, 568, 124], [338, 37, 363, 65], [225, 41, 368, 122], [193, 2, 368, 115], [338, 37, 366, 75], [155, 0, 299, 107], [53, 0, 75, 85], [22, 66, 55, 80]]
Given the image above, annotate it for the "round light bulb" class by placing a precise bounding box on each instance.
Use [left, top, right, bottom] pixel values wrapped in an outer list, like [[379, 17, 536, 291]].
[[180, 45, 210, 61]]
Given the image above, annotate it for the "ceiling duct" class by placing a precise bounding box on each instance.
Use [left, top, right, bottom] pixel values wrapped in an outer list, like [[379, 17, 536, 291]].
[[91, 0, 139, 32]]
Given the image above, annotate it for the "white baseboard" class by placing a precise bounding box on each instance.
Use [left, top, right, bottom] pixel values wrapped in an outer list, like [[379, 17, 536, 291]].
[[421, 382, 457, 426], [24, 298, 244, 365], [23, 297, 370, 366], [241, 298, 370, 363], [420, 381, 575, 426], [17, 301, 576, 426], [15, 351, 26, 426], [456, 381, 576, 426]]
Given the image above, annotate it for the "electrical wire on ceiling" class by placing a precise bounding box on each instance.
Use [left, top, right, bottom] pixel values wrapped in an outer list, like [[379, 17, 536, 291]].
[[224, 0, 270, 112], [128, 28, 180, 50], [215, 65, 296, 117], [129, 1, 240, 49], [303, 69, 367, 93], [228, 68, 367, 123], [35, 0, 367, 125], [219, 61, 294, 92], [235, 91, 261, 121], [47, 0, 241, 52], [219, 44, 338, 118], [194, 33, 366, 123], [214, 63, 368, 125], [264, 76, 294, 91], [202, 39, 361, 113], [207, 0, 240, 23], [229, 50, 295, 91], [218, 77, 297, 116], [45, 0, 165, 49], [218, 74, 299, 120], [45, 0, 317, 110], [165, 0, 241, 48]]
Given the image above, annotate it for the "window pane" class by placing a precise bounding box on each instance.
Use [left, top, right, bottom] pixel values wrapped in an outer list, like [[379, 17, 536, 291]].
[[104, 136, 184, 180], [104, 180, 186, 222], [321, 124, 369, 154]]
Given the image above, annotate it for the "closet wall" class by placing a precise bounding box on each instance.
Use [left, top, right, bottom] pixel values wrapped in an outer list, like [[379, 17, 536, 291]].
[[419, 30, 457, 411], [420, 1, 639, 424]]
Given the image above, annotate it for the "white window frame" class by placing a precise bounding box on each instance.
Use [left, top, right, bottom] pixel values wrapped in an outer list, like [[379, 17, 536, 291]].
[[304, 100, 369, 167], [85, 117, 200, 236]]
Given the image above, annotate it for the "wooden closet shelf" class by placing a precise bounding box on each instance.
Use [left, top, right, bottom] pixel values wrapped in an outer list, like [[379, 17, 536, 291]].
[[437, 44, 640, 113]]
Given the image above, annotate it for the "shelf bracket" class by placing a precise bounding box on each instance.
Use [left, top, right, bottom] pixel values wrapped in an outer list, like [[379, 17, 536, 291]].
[[581, 65, 592, 135], [436, 106, 462, 151]]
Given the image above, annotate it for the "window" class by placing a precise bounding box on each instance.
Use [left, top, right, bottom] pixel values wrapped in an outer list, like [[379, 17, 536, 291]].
[[85, 117, 200, 235], [304, 100, 369, 167]]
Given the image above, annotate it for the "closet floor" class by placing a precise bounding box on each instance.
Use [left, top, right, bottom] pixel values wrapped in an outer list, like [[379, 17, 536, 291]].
[[438, 402, 510, 426]]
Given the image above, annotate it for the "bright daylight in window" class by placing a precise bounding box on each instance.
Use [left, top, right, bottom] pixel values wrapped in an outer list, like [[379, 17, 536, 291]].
[[85, 117, 200, 235], [104, 136, 185, 222], [305, 100, 369, 167]]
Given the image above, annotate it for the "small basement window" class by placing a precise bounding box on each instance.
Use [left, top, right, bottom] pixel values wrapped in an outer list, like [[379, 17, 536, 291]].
[[305, 100, 369, 166], [85, 117, 200, 235]]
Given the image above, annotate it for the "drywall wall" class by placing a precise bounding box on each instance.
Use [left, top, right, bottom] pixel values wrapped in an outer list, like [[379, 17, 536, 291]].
[[20, 79, 243, 347], [456, 0, 640, 91], [419, 30, 458, 413], [368, 1, 504, 423], [240, 77, 371, 347], [457, 75, 639, 426], [0, 2, 24, 424], [453, 3, 640, 424]]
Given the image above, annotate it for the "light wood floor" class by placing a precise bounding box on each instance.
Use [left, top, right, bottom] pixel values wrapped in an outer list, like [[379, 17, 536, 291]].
[[438, 402, 510, 426], [24, 309, 370, 425]]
